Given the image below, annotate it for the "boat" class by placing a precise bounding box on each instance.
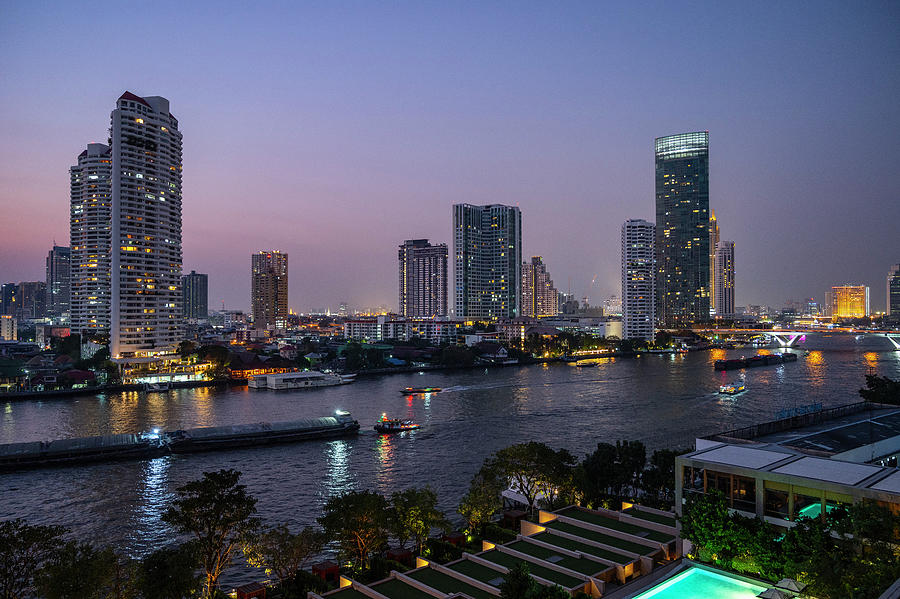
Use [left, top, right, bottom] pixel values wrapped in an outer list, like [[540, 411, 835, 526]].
[[374, 414, 421, 434], [144, 382, 170, 392], [719, 381, 746, 394], [400, 387, 441, 394], [249, 371, 348, 390]]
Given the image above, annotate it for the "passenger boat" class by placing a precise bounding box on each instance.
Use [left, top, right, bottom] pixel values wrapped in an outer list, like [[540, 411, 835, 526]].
[[400, 387, 441, 394], [374, 414, 421, 434], [249, 371, 352, 390], [719, 381, 746, 395]]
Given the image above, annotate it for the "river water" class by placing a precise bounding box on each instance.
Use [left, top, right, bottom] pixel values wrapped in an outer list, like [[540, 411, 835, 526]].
[[2, 341, 898, 585]]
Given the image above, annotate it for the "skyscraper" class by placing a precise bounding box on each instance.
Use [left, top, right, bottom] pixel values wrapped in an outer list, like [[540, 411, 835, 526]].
[[46, 245, 71, 319], [831, 285, 869, 319], [708, 209, 719, 316], [888, 265, 900, 317], [251, 251, 288, 329], [521, 256, 558, 318], [714, 241, 735, 317], [1, 283, 17, 316], [453, 204, 522, 320], [621, 219, 656, 341], [70, 142, 112, 338], [398, 239, 448, 317], [655, 131, 710, 327], [109, 93, 183, 358], [182, 270, 209, 321], [14, 282, 47, 320]]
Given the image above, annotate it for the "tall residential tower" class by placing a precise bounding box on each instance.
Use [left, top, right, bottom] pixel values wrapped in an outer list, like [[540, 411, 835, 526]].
[[182, 270, 209, 321], [621, 220, 656, 341], [708, 210, 719, 316], [398, 239, 448, 317], [714, 241, 735, 317], [251, 251, 288, 329], [654, 132, 710, 327], [453, 204, 522, 320], [521, 257, 558, 318], [888, 265, 900, 317], [45, 245, 71, 319]]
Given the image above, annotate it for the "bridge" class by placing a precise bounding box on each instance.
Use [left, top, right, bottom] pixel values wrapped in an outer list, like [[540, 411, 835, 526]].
[[692, 328, 900, 350]]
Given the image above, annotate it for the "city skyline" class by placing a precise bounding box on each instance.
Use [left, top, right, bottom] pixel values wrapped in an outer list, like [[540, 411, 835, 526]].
[[1, 3, 899, 312]]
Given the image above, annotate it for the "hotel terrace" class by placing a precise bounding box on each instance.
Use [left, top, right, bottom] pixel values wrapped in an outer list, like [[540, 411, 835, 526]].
[[312, 503, 681, 599]]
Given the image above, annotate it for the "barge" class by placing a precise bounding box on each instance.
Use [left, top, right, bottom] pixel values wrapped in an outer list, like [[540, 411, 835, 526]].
[[714, 352, 797, 371], [0, 411, 360, 471]]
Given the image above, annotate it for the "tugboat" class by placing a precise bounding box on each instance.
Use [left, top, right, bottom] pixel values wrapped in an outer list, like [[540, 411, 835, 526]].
[[719, 381, 747, 395], [374, 414, 421, 434], [400, 387, 441, 394]]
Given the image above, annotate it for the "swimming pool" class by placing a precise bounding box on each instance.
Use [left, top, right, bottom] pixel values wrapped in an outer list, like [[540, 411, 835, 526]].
[[631, 566, 768, 599]]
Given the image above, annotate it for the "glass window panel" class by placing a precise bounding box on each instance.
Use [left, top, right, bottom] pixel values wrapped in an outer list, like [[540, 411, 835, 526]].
[[765, 489, 789, 520], [793, 493, 822, 520]]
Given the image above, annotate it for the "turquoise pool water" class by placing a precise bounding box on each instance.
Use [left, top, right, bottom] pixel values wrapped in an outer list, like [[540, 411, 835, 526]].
[[632, 566, 768, 599]]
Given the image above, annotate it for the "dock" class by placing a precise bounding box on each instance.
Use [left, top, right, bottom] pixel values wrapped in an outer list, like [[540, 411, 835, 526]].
[[0, 411, 360, 471]]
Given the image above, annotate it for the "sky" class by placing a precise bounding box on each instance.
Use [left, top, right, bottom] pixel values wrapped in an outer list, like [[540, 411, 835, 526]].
[[1, 1, 898, 313]]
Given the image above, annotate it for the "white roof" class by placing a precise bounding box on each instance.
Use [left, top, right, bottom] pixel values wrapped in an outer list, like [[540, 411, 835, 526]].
[[869, 470, 900, 494], [696, 445, 788, 469], [772, 457, 881, 485]]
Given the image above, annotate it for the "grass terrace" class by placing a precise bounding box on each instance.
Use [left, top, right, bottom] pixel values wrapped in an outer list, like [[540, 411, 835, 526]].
[[369, 578, 435, 599], [545, 520, 656, 555], [530, 532, 634, 565], [406, 567, 497, 599], [558, 506, 675, 543], [485, 544, 605, 577], [474, 550, 584, 588], [623, 508, 677, 528], [325, 588, 369, 599], [447, 559, 508, 586]]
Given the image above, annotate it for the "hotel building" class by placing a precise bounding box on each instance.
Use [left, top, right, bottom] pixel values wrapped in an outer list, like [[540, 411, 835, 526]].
[[251, 251, 288, 330], [521, 256, 558, 318], [830, 285, 869, 319], [621, 220, 656, 341], [398, 239, 448, 318]]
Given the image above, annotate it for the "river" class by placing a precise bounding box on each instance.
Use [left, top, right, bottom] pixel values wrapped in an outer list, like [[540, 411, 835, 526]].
[[2, 343, 898, 585]]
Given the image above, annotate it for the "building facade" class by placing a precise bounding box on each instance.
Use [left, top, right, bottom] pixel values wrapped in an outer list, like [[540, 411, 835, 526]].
[[708, 209, 719, 316], [398, 239, 448, 318], [251, 251, 289, 329], [181, 270, 208, 321], [521, 256, 558, 318], [621, 219, 656, 341], [15, 282, 47, 320], [654, 132, 710, 327], [831, 285, 869, 319], [888, 265, 900, 317], [46, 245, 71, 319], [714, 240, 735, 317], [109, 92, 184, 358], [343, 316, 462, 345], [70, 142, 112, 339], [453, 204, 522, 320]]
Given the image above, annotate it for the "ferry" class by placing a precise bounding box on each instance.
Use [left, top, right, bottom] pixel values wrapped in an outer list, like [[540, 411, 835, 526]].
[[719, 381, 746, 395], [400, 387, 441, 394], [249, 371, 355, 390], [374, 414, 421, 434]]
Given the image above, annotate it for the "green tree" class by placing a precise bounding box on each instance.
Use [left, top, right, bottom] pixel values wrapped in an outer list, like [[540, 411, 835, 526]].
[[859, 374, 900, 405], [440, 345, 475, 367], [389, 487, 450, 554], [136, 543, 201, 599], [36, 542, 130, 599], [488, 442, 569, 514], [615, 440, 646, 497], [575, 442, 617, 507], [318, 490, 390, 572], [678, 491, 733, 561], [162, 469, 259, 598], [458, 467, 504, 534], [243, 525, 325, 588], [178, 340, 198, 361], [641, 448, 687, 506], [0, 519, 66, 599], [499, 562, 537, 599]]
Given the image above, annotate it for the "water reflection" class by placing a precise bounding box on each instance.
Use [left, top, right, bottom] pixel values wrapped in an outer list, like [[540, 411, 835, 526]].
[[324, 440, 353, 496], [131, 456, 173, 547]]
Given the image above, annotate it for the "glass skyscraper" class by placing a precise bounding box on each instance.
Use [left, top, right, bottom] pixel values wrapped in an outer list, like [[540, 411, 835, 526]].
[[654, 131, 710, 327]]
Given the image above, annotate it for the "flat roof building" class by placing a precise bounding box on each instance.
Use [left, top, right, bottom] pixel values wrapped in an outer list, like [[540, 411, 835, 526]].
[[251, 251, 288, 330], [622, 219, 656, 341], [831, 285, 869, 319]]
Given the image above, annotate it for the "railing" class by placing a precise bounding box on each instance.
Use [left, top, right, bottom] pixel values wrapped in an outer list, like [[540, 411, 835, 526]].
[[707, 402, 876, 442]]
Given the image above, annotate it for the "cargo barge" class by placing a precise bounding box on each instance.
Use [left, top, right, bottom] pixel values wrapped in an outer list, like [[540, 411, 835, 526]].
[[0, 411, 360, 471], [714, 352, 798, 371]]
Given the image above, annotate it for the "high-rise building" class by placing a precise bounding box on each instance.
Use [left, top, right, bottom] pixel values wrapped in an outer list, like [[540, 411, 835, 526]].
[[70, 142, 112, 338], [714, 241, 735, 317], [0, 315, 15, 341], [831, 285, 869, 319], [453, 204, 522, 320], [1, 283, 17, 316], [16, 282, 47, 320], [521, 256, 558, 318], [621, 219, 656, 341], [708, 210, 719, 316], [46, 245, 71, 319], [655, 131, 710, 327], [181, 270, 208, 321], [398, 239, 448, 317], [888, 265, 900, 317], [251, 251, 288, 329], [70, 93, 183, 357]]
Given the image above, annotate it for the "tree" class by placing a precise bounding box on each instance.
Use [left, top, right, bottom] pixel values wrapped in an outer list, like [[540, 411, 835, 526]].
[[641, 448, 687, 506], [0, 519, 66, 599], [458, 467, 504, 534], [678, 491, 733, 560], [576, 442, 617, 507], [859, 374, 900, 405], [36, 542, 130, 599], [178, 340, 198, 361], [534, 448, 578, 510], [488, 442, 569, 514], [162, 469, 259, 598], [136, 543, 202, 599], [499, 562, 537, 599], [389, 487, 450, 554], [243, 525, 325, 587], [614, 440, 646, 497], [318, 490, 390, 572]]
